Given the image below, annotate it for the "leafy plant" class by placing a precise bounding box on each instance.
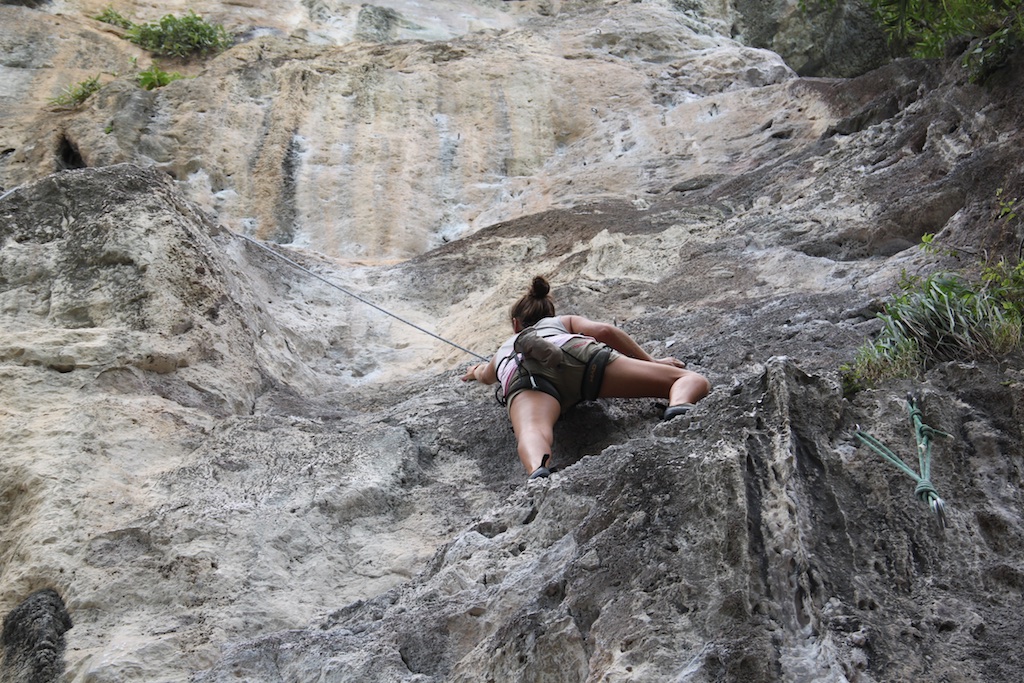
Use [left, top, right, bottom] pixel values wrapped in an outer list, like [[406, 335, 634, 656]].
[[845, 256, 1024, 388], [94, 6, 133, 29], [997, 187, 1019, 223], [125, 11, 232, 58], [863, 0, 1024, 82], [980, 258, 1024, 323], [962, 24, 1022, 82], [843, 336, 923, 392], [137, 63, 185, 90], [48, 75, 102, 109]]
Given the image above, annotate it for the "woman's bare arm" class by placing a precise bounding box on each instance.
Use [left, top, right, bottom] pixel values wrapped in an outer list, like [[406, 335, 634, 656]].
[[562, 315, 685, 367], [561, 315, 655, 360], [462, 358, 498, 384]]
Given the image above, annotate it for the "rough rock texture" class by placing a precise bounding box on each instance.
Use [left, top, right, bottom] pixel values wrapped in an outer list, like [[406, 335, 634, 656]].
[[1, 589, 72, 683], [2, 0, 1024, 681], [731, 0, 892, 78], [2, 0, 885, 262], [194, 361, 1024, 682]]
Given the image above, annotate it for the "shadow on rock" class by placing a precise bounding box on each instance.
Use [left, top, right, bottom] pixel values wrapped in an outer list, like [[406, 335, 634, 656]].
[[1, 588, 72, 683]]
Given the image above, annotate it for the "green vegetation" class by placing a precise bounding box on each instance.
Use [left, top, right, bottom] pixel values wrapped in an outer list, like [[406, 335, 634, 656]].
[[43, 10, 200, 114], [95, 8, 233, 59], [844, 197, 1024, 390], [93, 6, 133, 29], [48, 75, 102, 109], [864, 0, 1024, 81], [137, 63, 185, 90], [125, 11, 233, 58], [997, 187, 1019, 223]]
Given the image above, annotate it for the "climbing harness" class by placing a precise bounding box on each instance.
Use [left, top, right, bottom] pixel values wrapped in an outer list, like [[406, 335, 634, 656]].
[[494, 329, 614, 409], [234, 232, 489, 362], [499, 366, 561, 407], [854, 393, 950, 528], [580, 346, 612, 401], [495, 334, 562, 408]]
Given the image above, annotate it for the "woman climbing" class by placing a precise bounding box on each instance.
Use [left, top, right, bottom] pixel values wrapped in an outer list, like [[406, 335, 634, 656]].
[[462, 276, 711, 480]]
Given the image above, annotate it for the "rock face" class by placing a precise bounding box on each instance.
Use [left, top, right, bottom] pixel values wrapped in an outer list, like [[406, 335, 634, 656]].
[[2, 0, 885, 262], [193, 361, 1024, 683], [731, 0, 891, 77], [2, 0, 1024, 681], [1, 589, 72, 683]]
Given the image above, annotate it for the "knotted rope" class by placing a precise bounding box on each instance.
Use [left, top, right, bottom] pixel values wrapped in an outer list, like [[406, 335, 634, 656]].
[[855, 394, 950, 528]]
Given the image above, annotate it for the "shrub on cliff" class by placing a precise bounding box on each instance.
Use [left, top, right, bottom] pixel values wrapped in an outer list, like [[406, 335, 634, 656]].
[[847, 192, 1024, 389], [847, 255, 1024, 389], [93, 6, 133, 29], [866, 0, 1023, 81], [136, 63, 186, 90], [47, 75, 102, 109], [125, 11, 233, 58], [96, 9, 234, 59]]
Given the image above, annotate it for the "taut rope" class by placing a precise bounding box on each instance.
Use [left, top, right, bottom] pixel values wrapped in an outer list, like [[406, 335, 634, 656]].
[[234, 232, 490, 362]]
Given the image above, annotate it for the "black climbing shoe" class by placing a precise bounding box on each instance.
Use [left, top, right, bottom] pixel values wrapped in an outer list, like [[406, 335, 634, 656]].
[[662, 403, 695, 421], [528, 454, 552, 480], [514, 328, 562, 369]]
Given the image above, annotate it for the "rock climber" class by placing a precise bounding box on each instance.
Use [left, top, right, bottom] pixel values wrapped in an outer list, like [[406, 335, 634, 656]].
[[462, 275, 711, 480]]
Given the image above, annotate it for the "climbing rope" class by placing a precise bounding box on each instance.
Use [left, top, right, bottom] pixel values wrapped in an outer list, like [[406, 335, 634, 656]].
[[855, 393, 950, 528], [233, 232, 490, 362]]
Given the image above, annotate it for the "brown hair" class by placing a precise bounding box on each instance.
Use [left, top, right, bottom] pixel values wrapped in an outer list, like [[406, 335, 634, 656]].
[[510, 276, 556, 327]]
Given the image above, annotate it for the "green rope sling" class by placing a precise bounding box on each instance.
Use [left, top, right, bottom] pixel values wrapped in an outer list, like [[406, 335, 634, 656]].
[[855, 394, 950, 528]]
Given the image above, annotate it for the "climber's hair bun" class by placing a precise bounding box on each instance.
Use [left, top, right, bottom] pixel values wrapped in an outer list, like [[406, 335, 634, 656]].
[[530, 276, 550, 299], [510, 275, 556, 327]]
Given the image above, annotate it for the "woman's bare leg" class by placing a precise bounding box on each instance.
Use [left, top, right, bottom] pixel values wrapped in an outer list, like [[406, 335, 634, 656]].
[[597, 356, 710, 405], [508, 390, 562, 474]]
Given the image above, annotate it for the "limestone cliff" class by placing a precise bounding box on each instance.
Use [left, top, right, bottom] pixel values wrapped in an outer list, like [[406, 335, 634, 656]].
[[2, 0, 887, 261], [1, 0, 1024, 681]]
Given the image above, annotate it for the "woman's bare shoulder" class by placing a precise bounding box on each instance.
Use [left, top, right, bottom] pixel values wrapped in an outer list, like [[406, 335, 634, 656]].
[[561, 314, 605, 336], [559, 314, 581, 333]]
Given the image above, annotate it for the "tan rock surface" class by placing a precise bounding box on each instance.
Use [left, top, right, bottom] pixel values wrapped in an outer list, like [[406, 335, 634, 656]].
[[2, 0, 825, 261], [2, 0, 1024, 681]]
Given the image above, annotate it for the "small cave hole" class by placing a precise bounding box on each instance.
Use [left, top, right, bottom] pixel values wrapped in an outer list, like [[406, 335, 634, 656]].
[[57, 135, 86, 171], [522, 506, 539, 525]]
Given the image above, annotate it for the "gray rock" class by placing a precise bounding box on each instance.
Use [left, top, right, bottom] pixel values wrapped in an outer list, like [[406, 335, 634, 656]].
[[1, 589, 72, 683], [731, 0, 894, 77], [1, 0, 1023, 681]]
